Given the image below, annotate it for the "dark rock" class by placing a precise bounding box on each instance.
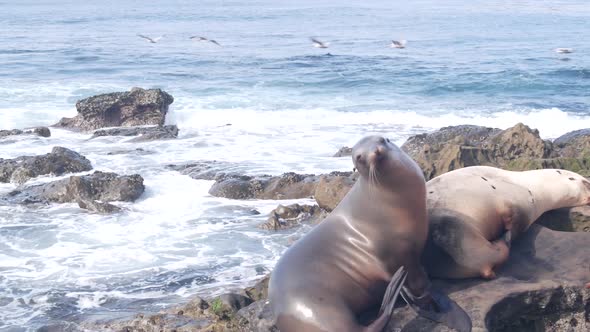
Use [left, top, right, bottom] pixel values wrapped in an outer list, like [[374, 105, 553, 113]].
[[91, 125, 179, 142], [0, 147, 92, 184], [333, 146, 353, 157], [209, 172, 318, 200], [554, 128, 590, 159], [209, 294, 254, 320], [0, 126, 51, 138], [243, 275, 270, 302], [236, 301, 278, 332], [5, 171, 144, 205], [53, 87, 174, 131], [537, 206, 590, 233], [554, 128, 590, 147], [313, 171, 357, 211], [402, 125, 501, 157], [77, 198, 122, 214], [260, 204, 327, 230]]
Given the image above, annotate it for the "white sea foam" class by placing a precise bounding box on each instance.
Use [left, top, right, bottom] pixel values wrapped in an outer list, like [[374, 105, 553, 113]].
[[2, 101, 590, 329]]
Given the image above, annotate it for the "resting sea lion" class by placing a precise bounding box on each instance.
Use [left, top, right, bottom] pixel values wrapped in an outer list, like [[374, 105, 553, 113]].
[[269, 136, 471, 332], [423, 166, 590, 279]]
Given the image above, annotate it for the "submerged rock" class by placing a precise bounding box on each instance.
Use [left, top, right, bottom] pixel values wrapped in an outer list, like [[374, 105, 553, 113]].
[[5, 171, 144, 207], [77, 198, 122, 214], [53, 87, 174, 131], [0, 147, 92, 184], [260, 204, 327, 230], [0, 127, 51, 138], [168, 160, 242, 181], [90, 125, 179, 142]]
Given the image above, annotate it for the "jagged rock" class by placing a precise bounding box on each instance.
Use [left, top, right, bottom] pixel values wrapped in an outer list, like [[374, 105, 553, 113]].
[[77, 198, 122, 214], [537, 206, 590, 233], [4, 171, 144, 205], [554, 128, 590, 159], [0, 147, 92, 184], [243, 275, 270, 302], [402, 123, 577, 180], [0, 127, 51, 138], [481, 123, 554, 161], [91, 125, 179, 142], [235, 301, 277, 332], [53, 87, 174, 131], [333, 146, 353, 157], [260, 204, 327, 230], [313, 171, 357, 211], [208, 172, 318, 200]]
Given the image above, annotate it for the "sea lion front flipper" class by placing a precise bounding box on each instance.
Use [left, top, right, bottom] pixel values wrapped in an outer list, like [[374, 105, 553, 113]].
[[365, 266, 407, 332], [401, 287, 472, 332]]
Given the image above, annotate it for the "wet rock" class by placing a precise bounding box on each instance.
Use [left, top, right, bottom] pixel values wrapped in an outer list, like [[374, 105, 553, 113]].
[[260, 204, 327, 230], [243, 275, 270, 302], [5, 171, 144, 205], [333, 146, 353, 157], [91, 125, 179, 142], [77, 198, 122, 214], [209, 172, 318, 200], [0, 126, 51, 138], [313, 171, 357, 211], [53, 87, 174, 131], [0, 147, 92, 184], [168, 160, 241, 181]]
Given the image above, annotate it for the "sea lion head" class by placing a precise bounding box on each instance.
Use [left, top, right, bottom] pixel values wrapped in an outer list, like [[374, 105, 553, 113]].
[[352, 135, 404, 185], [553, 169, 590, 206]]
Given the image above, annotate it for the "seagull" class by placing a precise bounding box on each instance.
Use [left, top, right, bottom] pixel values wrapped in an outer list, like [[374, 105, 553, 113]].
[[190, 36, 221, 46], [189, 36, 209, 42], [310, 38, 329, 49], [390, 40, 407, 49], [137, 34, 164, 43], [554, 48, 574, 54]]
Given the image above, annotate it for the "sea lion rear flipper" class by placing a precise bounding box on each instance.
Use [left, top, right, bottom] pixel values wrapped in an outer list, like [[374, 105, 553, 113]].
[[365, 266, 407, 332], [401, 287, 472, 332]]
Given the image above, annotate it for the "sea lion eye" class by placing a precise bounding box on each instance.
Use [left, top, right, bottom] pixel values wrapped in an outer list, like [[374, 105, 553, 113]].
[[386, 138, 391, 143]]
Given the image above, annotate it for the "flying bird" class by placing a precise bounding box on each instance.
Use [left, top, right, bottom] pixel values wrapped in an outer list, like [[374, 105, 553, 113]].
[[190, 36, 221, 46], [137, 34, 164, 43], [554, 48, 574, 54], [310, 38, 329, 49], [390, 40, 407, 49], [190, 36, 209, 42]]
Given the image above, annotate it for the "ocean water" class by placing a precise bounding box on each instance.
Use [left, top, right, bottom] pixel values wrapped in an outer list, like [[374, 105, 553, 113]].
[[0, 0, 589, 330]]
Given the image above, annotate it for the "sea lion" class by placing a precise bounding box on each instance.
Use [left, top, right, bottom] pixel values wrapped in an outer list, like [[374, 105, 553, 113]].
[[269, 136, 471, 332], [423, 166, 590, 279]]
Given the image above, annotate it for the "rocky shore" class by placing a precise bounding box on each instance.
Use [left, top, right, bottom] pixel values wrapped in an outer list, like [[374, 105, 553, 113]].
[[3, 88, 590, 331]]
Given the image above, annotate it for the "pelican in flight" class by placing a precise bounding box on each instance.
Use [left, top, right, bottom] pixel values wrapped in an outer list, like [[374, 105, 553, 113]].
[[310, 38, 329, 49], [390, 40, 407, 49], [137, 34, 164, 43]]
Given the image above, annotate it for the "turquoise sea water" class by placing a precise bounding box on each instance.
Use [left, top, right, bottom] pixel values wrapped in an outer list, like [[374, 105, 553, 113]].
[[0, 0, 589, 330]]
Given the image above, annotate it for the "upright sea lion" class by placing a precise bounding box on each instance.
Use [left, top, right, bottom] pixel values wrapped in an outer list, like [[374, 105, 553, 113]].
[[269, 136, 471, 332], [423, 166, 590, 279]]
